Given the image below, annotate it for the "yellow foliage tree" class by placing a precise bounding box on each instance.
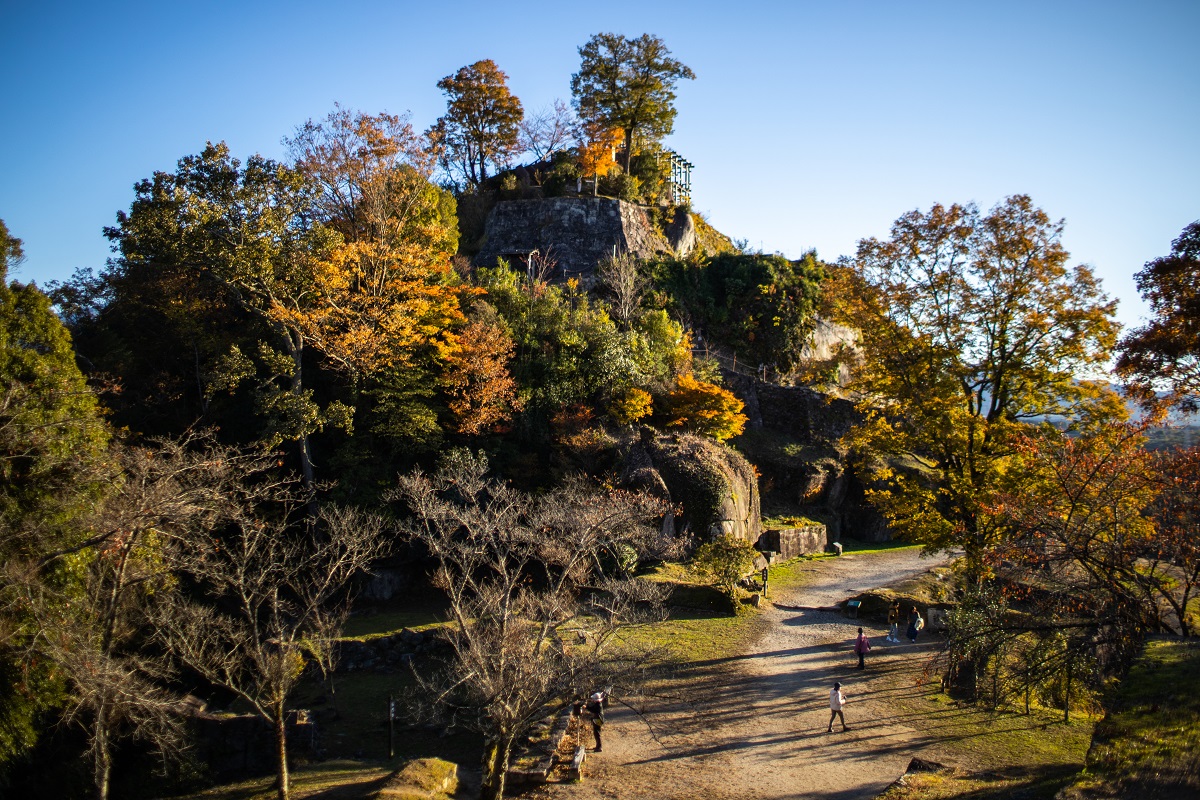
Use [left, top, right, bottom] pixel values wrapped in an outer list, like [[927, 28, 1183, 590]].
[[607, 387, 653, 425]]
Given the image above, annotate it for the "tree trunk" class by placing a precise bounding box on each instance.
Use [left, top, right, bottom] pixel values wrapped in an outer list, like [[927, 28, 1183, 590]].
[[1063, 651, 1072, 725], [93, 704, 111, 800], [480, 736, 513, 800], [275, 709, 290, 800]]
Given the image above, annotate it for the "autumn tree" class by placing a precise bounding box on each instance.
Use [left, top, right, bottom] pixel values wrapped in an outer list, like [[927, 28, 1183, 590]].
[[1116, 220, 1200, 406], [441, 318, 523, 435], [288, 108, 507, 461], [838, 196, 1120, 582], [427, 60, 523, 189], [945, 422, 1180, 715], [571, 33, 695, 172], [658, 372, 747, 441], [392, 450, 667, 800]]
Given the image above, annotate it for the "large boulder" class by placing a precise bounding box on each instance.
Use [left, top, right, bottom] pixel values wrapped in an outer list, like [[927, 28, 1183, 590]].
[[622, 429, 761, 544]]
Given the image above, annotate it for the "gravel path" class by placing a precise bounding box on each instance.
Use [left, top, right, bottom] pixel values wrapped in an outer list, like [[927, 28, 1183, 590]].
[[526, 548, 952, 800]]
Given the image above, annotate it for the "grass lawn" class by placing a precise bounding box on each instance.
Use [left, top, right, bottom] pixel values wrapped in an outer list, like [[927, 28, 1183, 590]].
[[1058, 637, 1200, 800], [877, 679, 1096, 800]]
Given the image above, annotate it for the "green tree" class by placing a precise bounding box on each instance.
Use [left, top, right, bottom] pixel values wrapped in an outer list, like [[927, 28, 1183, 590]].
[[571, 33, 695, 172], [427, 60, 524, 188], [0, 220, 111, 778], [99, 143, 347, 486], [1116, 220, 1200, 405], [659, 251, 825, 374], [691, 533, 758, 602], [839, 195, 1119, 582]]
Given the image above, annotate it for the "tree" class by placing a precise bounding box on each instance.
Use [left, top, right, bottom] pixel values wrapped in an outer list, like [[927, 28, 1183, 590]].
[[0, 219, 24, 275], [427, 60, 523, 189], [571, 33, 695, 172], [0, 225, 111, 776], [595, 251, 648, 328], [518, 100, 578, 163], [838, 195, 1120, 582], [1116, 220, 1200, 406], [659, 251, 826, 375], [440, 318, 523, 435], [25, 435, 247, 800], [659, 373, 747, 441], [151, 452, 389, 800], [690, 533, 758, 602], [392, 451, 666, 800], [99, 143, 347, 486]]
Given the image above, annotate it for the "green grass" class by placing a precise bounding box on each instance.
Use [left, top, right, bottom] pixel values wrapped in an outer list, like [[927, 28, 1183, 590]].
[[340, 598, 448, 640], [1057, 637, 1200, 800], [878, 677, 1096, 800]]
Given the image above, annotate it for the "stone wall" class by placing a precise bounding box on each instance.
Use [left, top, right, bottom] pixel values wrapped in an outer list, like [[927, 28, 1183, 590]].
[[474, 197, 695, 280], [759, 525, 827, 558]]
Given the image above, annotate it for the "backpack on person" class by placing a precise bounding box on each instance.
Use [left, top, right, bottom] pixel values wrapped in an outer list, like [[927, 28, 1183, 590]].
[[915, 614, 925, 631]]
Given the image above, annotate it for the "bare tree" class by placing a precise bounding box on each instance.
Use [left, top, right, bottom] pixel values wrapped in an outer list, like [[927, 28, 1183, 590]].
[[2, 434, 262, 800], [391, 450, 667, 800], [518, 100, 579, 163], [595, 251, 648, 328], [150, 454, 390, 800]]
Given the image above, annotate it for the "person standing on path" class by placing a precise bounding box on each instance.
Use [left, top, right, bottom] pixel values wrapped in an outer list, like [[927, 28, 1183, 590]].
[[887, 601, 901, 642], [906, 606, 923, 643], [827, 682, 848, 733], [585, 691, 606, 751], [854, 627, 871, 669]]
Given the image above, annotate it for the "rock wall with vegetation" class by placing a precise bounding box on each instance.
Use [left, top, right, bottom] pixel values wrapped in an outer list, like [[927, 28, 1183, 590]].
[[727, 374, 895, 542], [474, 197, 695, 280], [621, 429, 761, 543]]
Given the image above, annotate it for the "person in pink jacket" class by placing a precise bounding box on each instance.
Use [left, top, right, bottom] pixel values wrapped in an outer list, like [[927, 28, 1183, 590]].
[[827, 682, 847, 733], [854, 627, 871, 669]]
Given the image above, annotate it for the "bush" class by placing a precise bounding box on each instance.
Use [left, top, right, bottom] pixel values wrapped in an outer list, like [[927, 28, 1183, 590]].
[[691, 533, 759, 601], [598, 172, 640, 202]]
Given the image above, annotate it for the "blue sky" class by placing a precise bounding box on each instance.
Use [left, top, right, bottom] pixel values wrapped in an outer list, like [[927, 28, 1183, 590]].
[[3, 0, 1197, 332]]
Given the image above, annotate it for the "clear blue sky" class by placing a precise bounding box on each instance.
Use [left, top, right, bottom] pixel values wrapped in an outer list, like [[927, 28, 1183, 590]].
[[3, 0, 1197, 332]]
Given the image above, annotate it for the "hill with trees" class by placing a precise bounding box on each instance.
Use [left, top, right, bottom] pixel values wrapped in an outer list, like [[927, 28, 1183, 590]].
[[1, 27, 1197, 800]]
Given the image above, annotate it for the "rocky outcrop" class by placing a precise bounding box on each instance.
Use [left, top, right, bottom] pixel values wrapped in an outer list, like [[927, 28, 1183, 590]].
[[726, 373, 896, 542], [622, 429, 761, 544], [474, 197, 695, 280]]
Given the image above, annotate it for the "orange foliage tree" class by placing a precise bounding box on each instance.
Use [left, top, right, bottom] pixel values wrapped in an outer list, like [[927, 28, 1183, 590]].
[[659, 373, 747, 441], [441, 320, 523, 435]]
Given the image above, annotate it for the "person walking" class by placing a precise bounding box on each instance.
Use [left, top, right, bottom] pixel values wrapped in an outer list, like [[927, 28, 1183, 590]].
[[906, 606, 924, 643], [827, 682, 847, 733], [854, 627, 871, 669], [887, 601, 901, 642]]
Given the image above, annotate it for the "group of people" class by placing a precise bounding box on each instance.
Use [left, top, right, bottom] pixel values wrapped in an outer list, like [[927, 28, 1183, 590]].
[[581, 603, 928, 747], [834, 602, 926, 732]]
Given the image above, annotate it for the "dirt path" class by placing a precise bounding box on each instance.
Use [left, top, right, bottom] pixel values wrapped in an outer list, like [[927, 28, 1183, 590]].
[[526, 549, 952, 800]]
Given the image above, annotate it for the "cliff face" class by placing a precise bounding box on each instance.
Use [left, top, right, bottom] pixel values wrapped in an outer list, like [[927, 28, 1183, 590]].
[[474, 197, 695, 280]]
